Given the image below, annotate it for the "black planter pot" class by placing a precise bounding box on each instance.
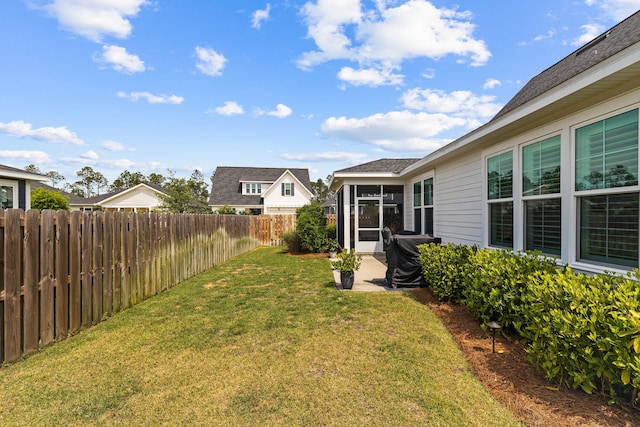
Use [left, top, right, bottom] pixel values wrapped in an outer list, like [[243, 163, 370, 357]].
[[340, 271, 355, 290]]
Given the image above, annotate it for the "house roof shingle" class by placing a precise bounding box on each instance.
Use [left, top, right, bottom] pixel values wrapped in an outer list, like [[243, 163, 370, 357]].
[[492, 10, 640, 121], [335, 158, 421, 174], [208, 166, 312, 206]]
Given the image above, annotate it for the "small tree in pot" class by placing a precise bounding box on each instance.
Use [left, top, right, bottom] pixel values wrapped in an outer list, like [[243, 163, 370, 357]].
[[331, 248, 362, 290]]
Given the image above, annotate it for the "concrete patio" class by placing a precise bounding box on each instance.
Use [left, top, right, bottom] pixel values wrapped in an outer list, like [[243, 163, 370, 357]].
[[331, 253, 411, 292]]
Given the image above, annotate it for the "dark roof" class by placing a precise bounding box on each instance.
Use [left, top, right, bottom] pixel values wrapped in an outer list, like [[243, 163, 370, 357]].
[[335, 158, 421, 174], [31, 182, 88, 205], [0, 164, 48, 180], [493, 10, 640, 121], [208, 166, 312, 206], [32, 182, 167, 206]]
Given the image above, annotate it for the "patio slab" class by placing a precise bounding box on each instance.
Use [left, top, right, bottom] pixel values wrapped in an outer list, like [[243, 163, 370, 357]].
[[331, 253, 414, 292]]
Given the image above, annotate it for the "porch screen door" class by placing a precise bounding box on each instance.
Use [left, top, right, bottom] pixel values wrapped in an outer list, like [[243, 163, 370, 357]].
[[357, 199, 381, 252]]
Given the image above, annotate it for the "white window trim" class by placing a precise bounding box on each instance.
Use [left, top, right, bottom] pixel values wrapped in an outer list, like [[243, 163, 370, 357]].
[[411, 174, 435, 234], [569, 107, 640, 270], [0, 179, 18, 209]]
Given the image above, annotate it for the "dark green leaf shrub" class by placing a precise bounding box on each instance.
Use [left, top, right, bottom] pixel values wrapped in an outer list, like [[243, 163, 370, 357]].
[[418, 243, 477, 302], [283, 231, 301, 254], [522, 268, 640, 402], [462, 249, 558, 332], [296, 202, 327, 253]]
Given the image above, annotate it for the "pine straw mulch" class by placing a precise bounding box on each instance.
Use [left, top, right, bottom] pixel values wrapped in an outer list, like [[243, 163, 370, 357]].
[[410, 288, 640, 427]]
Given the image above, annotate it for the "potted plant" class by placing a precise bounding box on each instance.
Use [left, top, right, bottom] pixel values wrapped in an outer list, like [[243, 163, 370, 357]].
[[327, 239, 340, 258], [331, 248, 362, 290]]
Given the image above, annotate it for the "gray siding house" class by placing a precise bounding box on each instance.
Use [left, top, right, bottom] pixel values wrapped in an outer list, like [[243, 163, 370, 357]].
[[0, 164, 49, 210], [330, 11, 640, 275]]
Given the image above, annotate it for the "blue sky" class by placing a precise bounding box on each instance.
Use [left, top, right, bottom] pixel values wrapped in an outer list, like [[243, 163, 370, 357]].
[[1, 0, 639, 186]]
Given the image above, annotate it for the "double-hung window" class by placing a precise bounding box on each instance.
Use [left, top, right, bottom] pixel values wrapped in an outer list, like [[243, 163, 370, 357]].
[[282, 182, 294, 196], [522, 135, 561, 255], [413, 178, 433, 234], [0, 181, 16, 209], [487, 151, 513, 248], [575, 108, 639, 268], [245, 183, 262, 194]]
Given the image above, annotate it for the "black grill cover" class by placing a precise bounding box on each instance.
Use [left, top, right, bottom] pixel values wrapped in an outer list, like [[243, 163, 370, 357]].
[[385, 234, 441, 287]]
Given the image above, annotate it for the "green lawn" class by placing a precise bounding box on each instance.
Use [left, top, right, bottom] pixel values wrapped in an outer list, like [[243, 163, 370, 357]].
[[0, 246, 521, 426]]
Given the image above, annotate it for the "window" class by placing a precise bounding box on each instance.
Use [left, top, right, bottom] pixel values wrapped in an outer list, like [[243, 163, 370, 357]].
[[487, 151, 513, 248], [413, 178, 433, 234], [522, 135, 561, 255], [576, 109, 639, 268], [1, 182, 16, 209], [244, 183, 262, 194], [281, 182, 294, 196]]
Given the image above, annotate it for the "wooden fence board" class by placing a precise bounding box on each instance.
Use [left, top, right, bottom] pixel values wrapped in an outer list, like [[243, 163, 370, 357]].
[[55, 210, 69, 339], [92, 212, 103, 324], [40, 210, 54, 347], [3, 209, 22, 363], [103, 211, 113, 317], [23, 209, 40, 355], [69, 211, 82, 333], [81, 213, 92, 328]]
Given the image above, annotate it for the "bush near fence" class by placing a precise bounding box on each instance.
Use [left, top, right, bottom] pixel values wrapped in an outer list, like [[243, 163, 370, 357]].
[[418, 243, 640, 405], [0, 210, 295, 364]]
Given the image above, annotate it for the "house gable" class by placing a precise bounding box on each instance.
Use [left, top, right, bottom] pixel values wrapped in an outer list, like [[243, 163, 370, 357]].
[[96, 183, 166, 211], [209, 166, 312, 213]]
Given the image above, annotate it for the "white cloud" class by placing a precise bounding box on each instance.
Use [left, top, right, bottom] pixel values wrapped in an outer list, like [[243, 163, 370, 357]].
[[268, 104, 293, 118], [61, 153, 136, 169], [337, 66, 404, 86], [0, 150, 51, 164], [401, 88, 502, 120], [195, 46, 227, 76], [102, 140, 135, 151], [321, 110, 465, 152], [571, 23, 606, 46], [298, 0, 491, 86], [320, 87, 503, 153], [95, 45, 145, 73], [483, 78, 502, 90], [252, 3, 271, 29], [210, 101, 245, 116], [38, 0, 149, 42], [117, 91, 184, 104], [587, 0, 640, 22], [281, 151, 370, 164], [0, 120, 84, 145]]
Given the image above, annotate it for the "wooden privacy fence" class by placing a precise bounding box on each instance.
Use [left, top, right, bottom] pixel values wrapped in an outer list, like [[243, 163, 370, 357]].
[[0, 210, 296, 364]]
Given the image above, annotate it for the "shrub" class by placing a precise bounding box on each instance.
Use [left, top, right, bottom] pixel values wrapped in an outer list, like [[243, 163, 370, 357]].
[[522, 268, 640, 402], [462, 249, 558, 332], [296, 202, 327, 253], [418, 243, 477, 303], [31, 187, 70, 211], [326, 223, 337, 240], [283, 231, 301, 254]]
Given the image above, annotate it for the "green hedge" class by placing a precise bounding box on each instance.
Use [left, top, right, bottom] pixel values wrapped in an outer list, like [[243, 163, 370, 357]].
[[417, 243, 640, 403]]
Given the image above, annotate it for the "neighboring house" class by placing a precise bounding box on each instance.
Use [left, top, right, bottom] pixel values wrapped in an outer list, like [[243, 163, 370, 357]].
[[209, 167, 312, 214], [0, 164, 49, 210], [32, 182, 167, 212], [329, 11, 640, 275]]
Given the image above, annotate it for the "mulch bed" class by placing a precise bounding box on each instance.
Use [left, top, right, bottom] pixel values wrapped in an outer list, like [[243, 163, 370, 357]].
[[410, 288, 640, 427]]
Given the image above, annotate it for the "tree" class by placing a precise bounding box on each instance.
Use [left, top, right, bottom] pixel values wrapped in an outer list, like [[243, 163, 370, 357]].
[[31, 187, 70, 211], [296, 202, 327, 253], [214, 204, 237, 214], [24, 164, 42, 174], [45, 170, 65, 188], [65, 182, 86, 197], [158, 171, 211, 214], [110, 170, 147, 192], [147, 172, 166, 187], [310, 175, 333, 204], [188, 169, 209, 203], [73, 166, 108, 197]]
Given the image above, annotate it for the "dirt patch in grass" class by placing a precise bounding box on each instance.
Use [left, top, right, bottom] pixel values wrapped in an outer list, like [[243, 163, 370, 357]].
[[410, 288, 640, 427]]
